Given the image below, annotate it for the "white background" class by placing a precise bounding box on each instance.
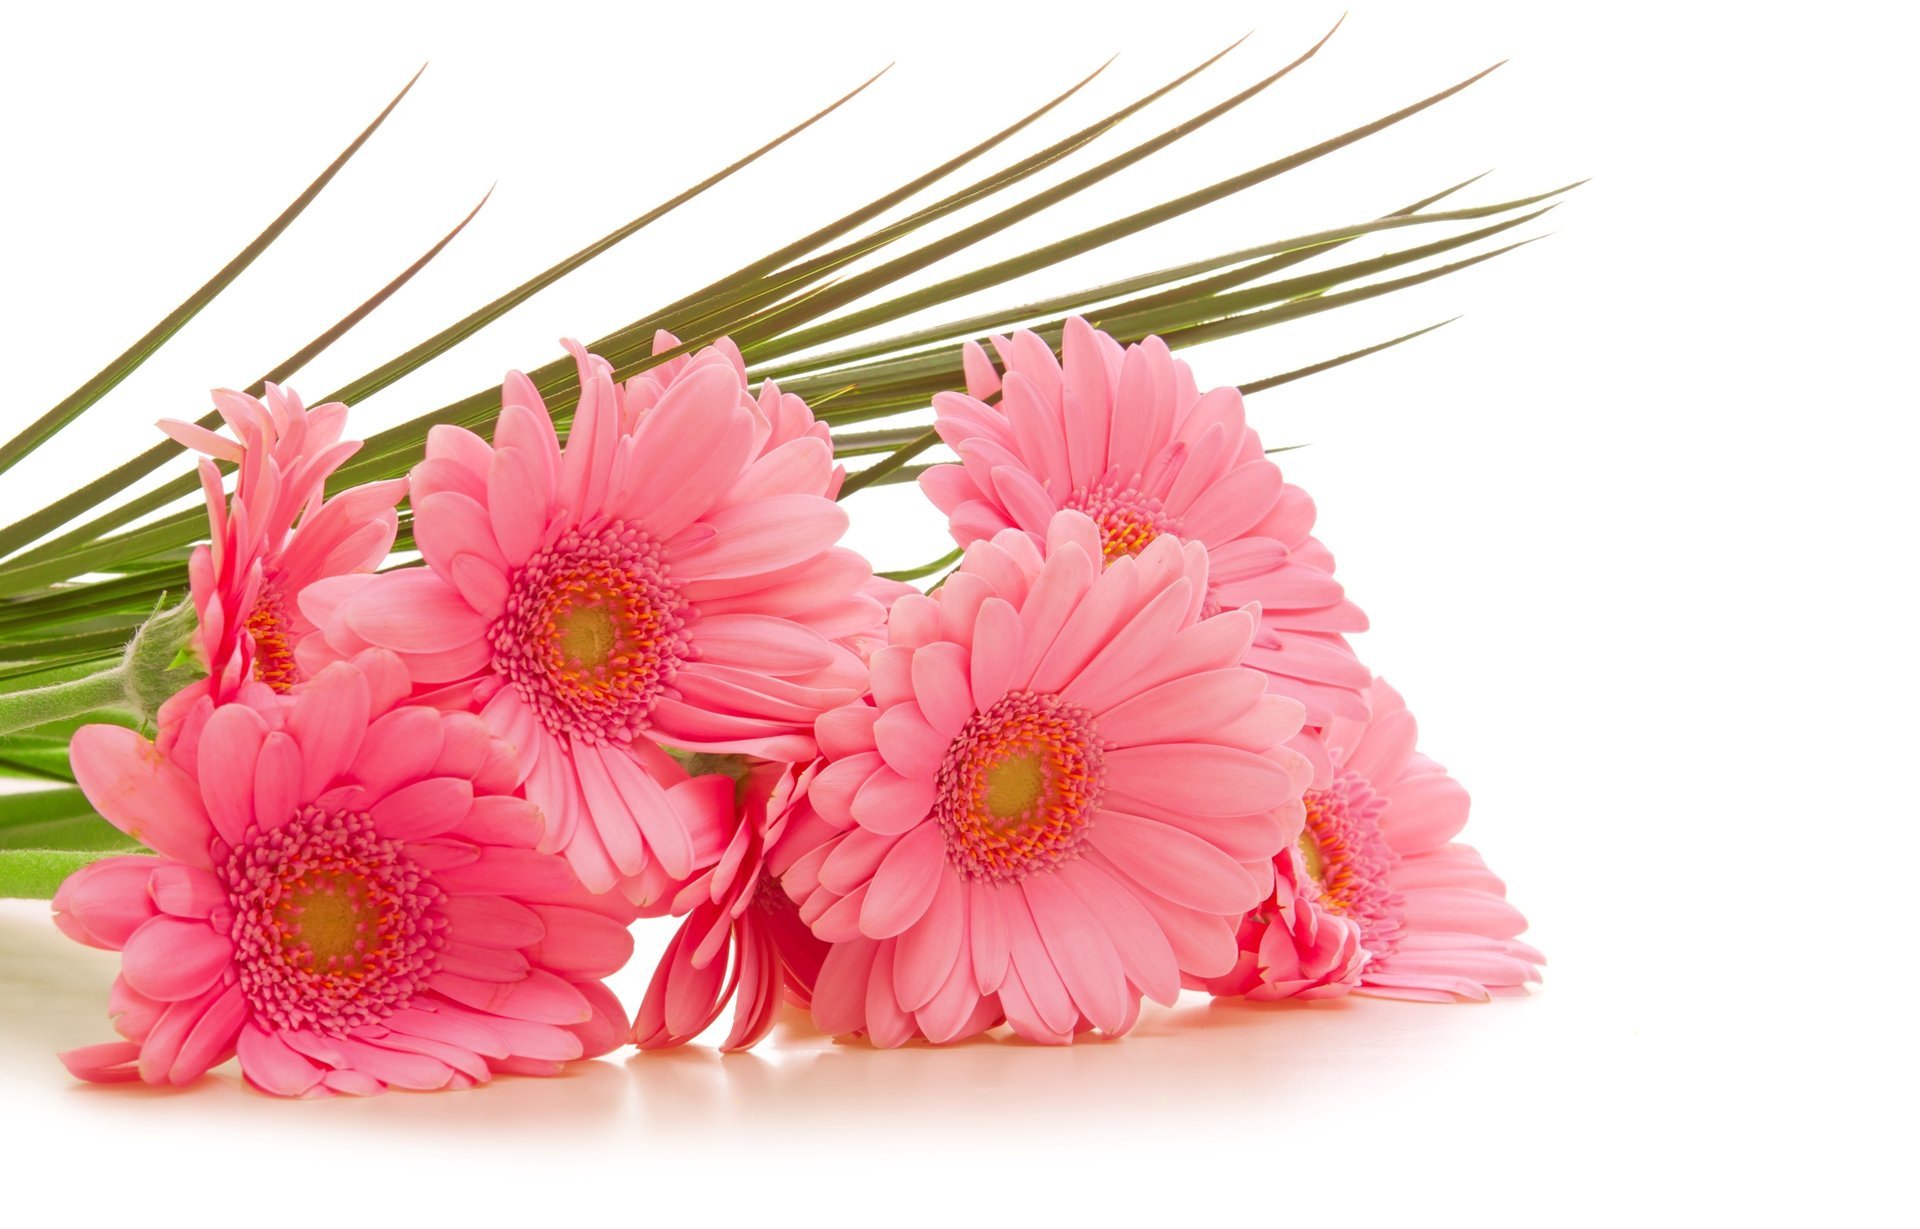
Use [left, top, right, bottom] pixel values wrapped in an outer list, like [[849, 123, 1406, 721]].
[[1, 0, 1913, 1221]]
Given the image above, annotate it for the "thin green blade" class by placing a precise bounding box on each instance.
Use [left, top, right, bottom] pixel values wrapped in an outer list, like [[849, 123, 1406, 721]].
[[0, 66, 427, 481]]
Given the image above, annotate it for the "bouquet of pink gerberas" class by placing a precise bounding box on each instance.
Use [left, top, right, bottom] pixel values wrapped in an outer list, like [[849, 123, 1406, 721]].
[[0, 26, 1558, 1095]]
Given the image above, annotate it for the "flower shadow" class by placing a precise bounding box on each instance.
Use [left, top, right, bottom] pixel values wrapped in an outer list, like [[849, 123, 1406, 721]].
[[619, 996, 1431, 1144], [6, 899, 1531, 1145]]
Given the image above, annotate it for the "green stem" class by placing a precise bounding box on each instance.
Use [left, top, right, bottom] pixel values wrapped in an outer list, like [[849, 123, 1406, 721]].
[[0, 667, 131, 738]]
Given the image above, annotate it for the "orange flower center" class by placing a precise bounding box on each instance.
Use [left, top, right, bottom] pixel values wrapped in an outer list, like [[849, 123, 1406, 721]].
[[1296, 771, 1398, 946], [226, 808, 445, 1033], [1067, 480, 1179, 564], [934, 691, 1105, 882], [493, 524, 690, 745], [246, 586, 301, 693]]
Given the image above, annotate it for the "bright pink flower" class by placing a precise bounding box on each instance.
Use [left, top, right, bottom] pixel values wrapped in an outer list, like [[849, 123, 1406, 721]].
[[53, 650, 634, 1096], [160, 385, 403, 701], [632, 760, 835, 1052], [785, 510, 1313, 1046], [919, 318, 1369, 728], [1199, 679, 1542, 1003], [298, 336, 881, 892]]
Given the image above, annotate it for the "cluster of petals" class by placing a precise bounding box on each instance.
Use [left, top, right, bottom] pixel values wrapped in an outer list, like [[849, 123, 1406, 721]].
[[54, 649, 631, 1096], [633, 759, 834, 1052], [49, 317, 1544, 1091], [297, 335, 884, 895], [1199, 680, 1543, 1003], [919, 317, 1370, 733], [784, 510, 1315, 1045], [160, 384, 403, 702]]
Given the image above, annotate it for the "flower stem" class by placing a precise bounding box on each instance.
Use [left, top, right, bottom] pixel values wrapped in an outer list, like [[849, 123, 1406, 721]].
[[0, 667, 132, 738]]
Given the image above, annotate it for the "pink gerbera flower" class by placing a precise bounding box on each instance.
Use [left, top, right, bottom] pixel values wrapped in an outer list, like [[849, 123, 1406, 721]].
[[632, 760, 834, 1052], [160, 384, 403, 700], [53, 650, 633, 1095], [920, 318, 1369, 728], [298, 336, 881, 892], [785, 510, 1313, 1046], [1199, 679, 1542, 1003]]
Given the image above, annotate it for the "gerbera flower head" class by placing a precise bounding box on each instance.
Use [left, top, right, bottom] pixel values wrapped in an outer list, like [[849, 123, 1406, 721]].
[[784, 509, 1314, 1046], [1199, 679, 1542, 1003], [53, 649, 634, 1095], [919, 318, 1370, 729], [297, 336, 881, 893], [632, 758, 835, 1052], [159, 385, 404, 704]]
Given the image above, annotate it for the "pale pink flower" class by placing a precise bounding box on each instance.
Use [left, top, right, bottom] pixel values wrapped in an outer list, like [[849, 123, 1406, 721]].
[[632, 760, 834, 1052], [159, 385, 403, 701], [1199, 679, 1542, 1003], [53, 650, 633, 1095], [920, 318, 1369, 728], [785, 510, 1313, 1046], [298, 336, 881, 892]]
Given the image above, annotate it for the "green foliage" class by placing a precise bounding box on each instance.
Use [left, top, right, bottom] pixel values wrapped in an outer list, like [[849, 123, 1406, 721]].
[[0, 25, 1572, 894]]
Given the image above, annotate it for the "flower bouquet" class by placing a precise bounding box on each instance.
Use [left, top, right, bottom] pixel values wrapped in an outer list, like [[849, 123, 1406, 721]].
[[0, 23, 1561, 1094]]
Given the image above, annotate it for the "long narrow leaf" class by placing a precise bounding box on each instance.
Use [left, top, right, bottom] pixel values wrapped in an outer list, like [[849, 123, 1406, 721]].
[[0, 66, 426, 482], [0, 71, 893, 571], [0, 188, 493, 563], [745, 58, 1504, 363], [727, 25, 1349, 361], [1238, 317, 1461, 394], [781, 182, 1575, 398], [318, 66, 896, 412], [766, 172, 1492, 387], [0, 849, 132, 898]]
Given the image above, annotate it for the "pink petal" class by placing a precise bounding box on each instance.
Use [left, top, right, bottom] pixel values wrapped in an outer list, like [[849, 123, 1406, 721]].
[[819, 826, 905, 896], [892, 869, 964, 1013], [968, 596, 1024, 712], [487, 444, 551, 563], [811, 937, 878, 1036], [1088, 810, 1263, 914], [345, 568, 489, 655], [1104, 743, 1295, 817], [412, 490, 510, 577], [121, 915, 232, 1002], [526, 904, 635, 980], [197, 702, 267, 844], [351, 706, 445, 798], [148, 864, 225, 918], [234, 1025, 325, 1097], [671, 494, 847, 581], [1059, 858, 1179, 1005], [288, 661, 370, 798], [168, 983, 246, 1084], [60, 1040, 143, 1084], [850, 767, 937, 837], [858, 823, 946, 939], [52, 855, 160, 949], [1093, 669, 1266, 746], [443, 894, 546, 948], [691, 613, 836, 673], [872, 703, 948, 779], [910, 642, 974, 738], [252, 732, 302, 834], [429, 968, 593, 1025], [69, 726, 213, 869], [1002, 888, 1078, 1037], [433, 847, 580, 897], [1179, 459, 1284, 543], [967, 879, 1010, 995], [370, 776, 474, 841], [1022, 871, 1129, 1034]]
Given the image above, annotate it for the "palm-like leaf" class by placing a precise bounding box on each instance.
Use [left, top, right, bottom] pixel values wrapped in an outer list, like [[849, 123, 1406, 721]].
[[0, 24, 1571, 746]]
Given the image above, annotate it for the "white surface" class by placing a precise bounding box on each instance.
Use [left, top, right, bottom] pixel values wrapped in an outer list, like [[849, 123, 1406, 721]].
[[1, 0, 1912, 1221]]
